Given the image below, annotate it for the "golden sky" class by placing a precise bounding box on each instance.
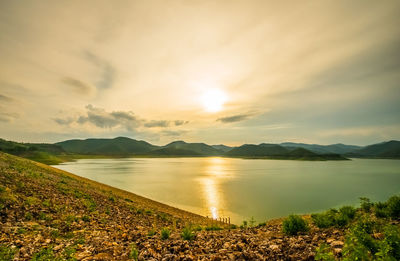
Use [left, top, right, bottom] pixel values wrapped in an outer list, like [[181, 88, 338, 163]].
[[0, 0, 399, 145]]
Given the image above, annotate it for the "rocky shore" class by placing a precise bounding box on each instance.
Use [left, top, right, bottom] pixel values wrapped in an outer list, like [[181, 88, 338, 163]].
[[0, 152, 374, 260]]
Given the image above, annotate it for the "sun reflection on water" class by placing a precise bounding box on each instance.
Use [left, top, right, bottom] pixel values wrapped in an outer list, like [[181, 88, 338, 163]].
[[200, 157, 231, 219]]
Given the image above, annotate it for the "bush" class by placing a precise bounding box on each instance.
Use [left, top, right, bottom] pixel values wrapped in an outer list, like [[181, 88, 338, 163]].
[[147, 229, 156, 237], [129, 244, 139, 260], [339, 206, 356, 219], [387, 195, 400, 219], [315, 243, 335, 261], [311, 213, 335, 228], [282, 215, 309, 235], [205, 224, 222, 231], [31, 247, 57, 261], [360, 197, 373, 212], [81, 215, 90, 222], [181, 227, 195, 240], [0, 245, 16, 261], [161, 227, 171, 240]]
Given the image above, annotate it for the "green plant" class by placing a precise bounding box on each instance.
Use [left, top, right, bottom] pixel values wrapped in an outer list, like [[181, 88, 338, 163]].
[[282, 215, 309, 235], [360, 197, 373, 212], [161, 227, 171, 240], [0, 245, 16, 261], [81, 215, 90, 222], [386, 195, 400, 219], [249, 216, 256, 227], [31, 247, 57, 261], [181, 226, 195, 240], [25, 212, 33, 220], [311, 212, 335, 228], [129, 244, 139, 260], [205, 224, 222, 231], [148, 229, 156, 237], [339, 206, 357, 219], [16, 227, 26, 234], [63, 246, 77, 260], [315, 243, 335, 261], [376, 224, 400, 260]]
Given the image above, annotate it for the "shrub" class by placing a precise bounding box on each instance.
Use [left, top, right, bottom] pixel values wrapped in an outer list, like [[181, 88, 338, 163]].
[[31, 247, 57, 261], [205, 224, 222, 231], [311, 213, 335, 228], [0, 245, 16, 261], [181, 227, 195, 240], [377, 224, 400, 260], [81, 215, 90, 222], [360, 197, 373, 212], [282, 215, 309, 235], [129, 244, 139, 260], [147, 229, 156, 237], [387, 195, 400, 219], [161, 227, 171, 240], [339, 206, 356, 219], [315, 243, 335, 261]]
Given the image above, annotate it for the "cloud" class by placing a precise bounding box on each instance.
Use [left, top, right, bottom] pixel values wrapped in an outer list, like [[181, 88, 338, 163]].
[[144, 120, 170, 128], [161, 130, 188, 136], [0, 94, 13, 102], [83, 51, 116, 90], [0, 112, 18, 122], [174, 120, 189, 126], [61, 77, 94, 95], [53, 117, 74, 125], [217, 114, 252, 123], [75, 104, 140, 130]]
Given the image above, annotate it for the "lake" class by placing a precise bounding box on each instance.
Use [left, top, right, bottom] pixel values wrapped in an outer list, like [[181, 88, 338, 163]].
[[54, 157, 400, 224]]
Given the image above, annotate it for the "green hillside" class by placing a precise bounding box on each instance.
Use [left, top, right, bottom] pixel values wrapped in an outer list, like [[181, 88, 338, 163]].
[[56, 137, 158, 155], [164, 141, 223, 155]]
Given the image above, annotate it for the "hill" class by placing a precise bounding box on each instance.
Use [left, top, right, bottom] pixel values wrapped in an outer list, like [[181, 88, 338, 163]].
[[0, 138, 67, 164], [211, 144, 233, 152], [226, 144, 347, 160], [163, 141, 223, 156], [281, 142, 361, 154], [348, 140, 400, 159], [148, 147, 202, 156], [56, 137, 158, 155], [1, 152, 399, 260]]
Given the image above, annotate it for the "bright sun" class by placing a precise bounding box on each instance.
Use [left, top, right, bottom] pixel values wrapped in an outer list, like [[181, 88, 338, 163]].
[[201, 89, 228, 113]]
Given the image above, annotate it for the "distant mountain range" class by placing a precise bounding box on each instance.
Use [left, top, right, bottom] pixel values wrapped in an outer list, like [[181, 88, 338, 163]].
[[1, 137, 399, 164]]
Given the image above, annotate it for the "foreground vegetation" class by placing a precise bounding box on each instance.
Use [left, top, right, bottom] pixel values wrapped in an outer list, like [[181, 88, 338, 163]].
[[1, 151, 399, 260]]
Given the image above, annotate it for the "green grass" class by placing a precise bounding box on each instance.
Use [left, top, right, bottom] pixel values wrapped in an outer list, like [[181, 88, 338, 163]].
[[282, 215, 309, 235], [161, 227, 171, 240], [0, 245, 16, 261], [129, 244, 139, 260], [181, 226, 196, 240]]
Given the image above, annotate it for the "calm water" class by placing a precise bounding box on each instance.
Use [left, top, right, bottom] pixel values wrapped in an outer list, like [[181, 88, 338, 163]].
[[54, 158, 400, 224]]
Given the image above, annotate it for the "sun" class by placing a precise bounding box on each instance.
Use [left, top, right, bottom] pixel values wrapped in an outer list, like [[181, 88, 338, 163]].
[[201, 89, 228, 113]]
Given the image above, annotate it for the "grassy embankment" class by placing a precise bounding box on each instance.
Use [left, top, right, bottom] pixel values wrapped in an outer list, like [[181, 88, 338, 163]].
[[1, 151, 399, 260]]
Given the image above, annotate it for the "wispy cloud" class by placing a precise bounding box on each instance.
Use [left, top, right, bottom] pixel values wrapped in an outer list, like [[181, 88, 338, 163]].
[[0, 94, 13, 102], [83, 51, 116, 90], [217, 114, 252, 123], [61, 77, 94, 95]]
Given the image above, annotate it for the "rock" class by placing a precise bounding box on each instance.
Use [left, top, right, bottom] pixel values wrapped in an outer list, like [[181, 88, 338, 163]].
[[326, 238, 335, 244], [270, 244, 280, 251], [330, 240, 344, 248]]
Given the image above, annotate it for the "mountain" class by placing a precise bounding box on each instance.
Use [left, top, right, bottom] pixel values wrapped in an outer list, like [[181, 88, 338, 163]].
[[225, 144, 347, 160], [56, 137, 158, 155], [148, 147, 202, 156], [280, 142, 361, 154], [0, 138, 67, 164], [348, 140, 400, 159], [226, 144, 290, 157], [211, 144, 233, 152], [163, 141, 223, 155]]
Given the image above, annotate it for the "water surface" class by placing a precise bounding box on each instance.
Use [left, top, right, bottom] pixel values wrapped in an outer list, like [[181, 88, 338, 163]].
[[54, 158, 400, 224]]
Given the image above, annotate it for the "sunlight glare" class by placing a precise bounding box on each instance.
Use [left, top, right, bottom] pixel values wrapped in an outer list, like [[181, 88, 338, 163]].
[[201, 89, 228, 113]]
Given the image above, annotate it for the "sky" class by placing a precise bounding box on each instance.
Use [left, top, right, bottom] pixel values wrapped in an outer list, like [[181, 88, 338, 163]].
[[0, 0, 399, 146]]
